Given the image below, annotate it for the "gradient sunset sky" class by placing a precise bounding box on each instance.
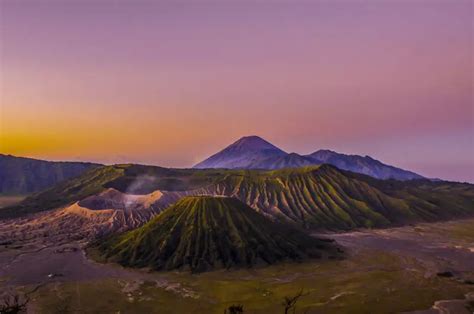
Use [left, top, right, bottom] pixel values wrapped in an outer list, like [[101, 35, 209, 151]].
[[0, 1, 473, 182]]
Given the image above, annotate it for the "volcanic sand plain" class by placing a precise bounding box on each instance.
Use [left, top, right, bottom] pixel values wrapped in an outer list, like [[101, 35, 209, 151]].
[[0, 210, 473, 314]]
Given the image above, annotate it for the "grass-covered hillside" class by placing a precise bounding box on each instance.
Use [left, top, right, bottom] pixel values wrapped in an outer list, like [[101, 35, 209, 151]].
[[0, 166, 124, 218], [197, 165, 474, 229], [2, 164, 473, 231], [94, 196, 339, 272]]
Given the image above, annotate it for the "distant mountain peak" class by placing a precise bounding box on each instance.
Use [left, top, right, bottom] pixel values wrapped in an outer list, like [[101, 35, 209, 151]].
[[194, 135, 424, 180], [313, 149, 336, 154], [193, 136, 286, 169], [227, 135, 285, 153], [310, 149, 338, 156], [238, 135, 264, 141]]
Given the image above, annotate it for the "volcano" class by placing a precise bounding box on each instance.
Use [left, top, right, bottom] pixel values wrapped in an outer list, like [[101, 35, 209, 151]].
[[95, 196, 340, 272]]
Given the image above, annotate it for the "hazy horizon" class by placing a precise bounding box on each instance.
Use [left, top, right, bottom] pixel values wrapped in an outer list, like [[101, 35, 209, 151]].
[[1, 1, 473, 182]]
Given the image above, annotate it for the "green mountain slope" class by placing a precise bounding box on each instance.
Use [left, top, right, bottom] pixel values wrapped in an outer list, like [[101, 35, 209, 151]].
[[0, 166, 124, 218], [0, 154, 100, 194], [2, 164, 473, 231], [94, 196, 339, 272], [203, 166, 473, 229], [0, 164, 215, 219]]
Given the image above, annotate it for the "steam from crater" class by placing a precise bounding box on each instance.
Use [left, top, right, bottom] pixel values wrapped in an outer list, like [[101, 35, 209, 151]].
[[124, 175, 159, 209]]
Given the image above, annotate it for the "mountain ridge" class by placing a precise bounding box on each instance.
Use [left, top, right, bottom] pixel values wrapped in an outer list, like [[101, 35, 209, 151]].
[[4, 164, 472, 231], [0, 154, 101, 194], [307, 149, 423, 180], [193, 136, 424, 181]]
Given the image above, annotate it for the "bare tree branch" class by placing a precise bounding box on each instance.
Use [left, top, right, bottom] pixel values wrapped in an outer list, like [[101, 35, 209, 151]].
[[0, 293, 29, 314], [282, 289, 308, 314]]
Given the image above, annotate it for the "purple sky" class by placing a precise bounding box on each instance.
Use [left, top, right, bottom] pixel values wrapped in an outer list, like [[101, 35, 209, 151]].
[[0, 0, 473, 182]]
